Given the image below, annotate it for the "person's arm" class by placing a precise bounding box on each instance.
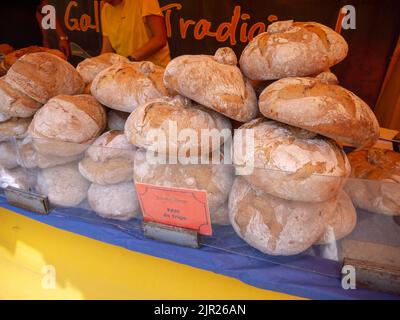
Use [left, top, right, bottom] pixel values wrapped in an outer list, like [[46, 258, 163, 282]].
[[129, 15, 167, 61], [101, 35, 115, 54]]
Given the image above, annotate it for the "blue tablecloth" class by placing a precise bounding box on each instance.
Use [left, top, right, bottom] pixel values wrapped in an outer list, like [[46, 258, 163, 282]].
[[0, 193, 398, 300]]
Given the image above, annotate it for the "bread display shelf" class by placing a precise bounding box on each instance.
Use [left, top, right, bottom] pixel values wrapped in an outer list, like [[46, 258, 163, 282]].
[[0, 136, 399, 299]]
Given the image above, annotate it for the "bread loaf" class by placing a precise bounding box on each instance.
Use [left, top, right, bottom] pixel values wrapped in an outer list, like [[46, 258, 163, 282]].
[[163, 47, 258, 122], [239, 20, 348, 80], [76, 53, 129, 84], [6, 52, 84, 104], [107, 110, 129, 131], [133, 149, 234, 213], [91, 61, 171, 112], [125, 95, 232, 155], [16, 137, 82, 169], [29, 94, 106, 156], [88, 182, 140, 221], [344, 148, 400, 215], [259, 77, 380, 148], [0, 76, 42, 117], [316, 191, 357, 245], [78, 131, 135, 185], [229, 177, 336, 256], [234, 118, 350, 202], [0, 117, 31, 141], [36, 163, 90, 207], [0, 141, 18, 169], [2, 46, 66, 71]]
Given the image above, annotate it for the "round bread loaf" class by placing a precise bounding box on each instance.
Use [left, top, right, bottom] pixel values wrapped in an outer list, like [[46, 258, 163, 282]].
[[36, 163, 90, 207], [91, 61, 171, 112], [0, 43, 14, 56], [2, 46, 66, 71], [107, 109, 129, 131], [16, 137, 82, 169], [0, 141, 18, 169], [0, 117, 31, 142], [234, 118, 350, 202], [88, 182, 140, 221], [76, 53, 129, 84], [229, 177, 336, 256], [344, 148, 400, 215], [133, 149, 234, 213], [239, 20, 348, 80], [316, 191, 357, 245], [0, 76, 42, 118], [5, 52, 84, 104], [125, 95, 232, 155], [164, 47, 258, 122], [29, 94, 106, 157], [78, 130, 135, 185], [0, 167, 37, 191], [0, 112, 11, 122], [259, 77, 380, 148]]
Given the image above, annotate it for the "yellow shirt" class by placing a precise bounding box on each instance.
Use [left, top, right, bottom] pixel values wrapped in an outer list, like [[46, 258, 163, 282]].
[[101, 0, 171, 67]]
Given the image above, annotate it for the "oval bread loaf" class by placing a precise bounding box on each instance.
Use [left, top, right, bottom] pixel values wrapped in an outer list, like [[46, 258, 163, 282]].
[[29, 94, 106, 157], [163, 47, 258, 122], [259, 77, 380, 148], [5, 52, 84, 104], [125, 95, 232, 155], [233, 118, 350, 202], [229, 177, 336, 256], [91, 61, 172, 112], [239, 20, 348, 80]]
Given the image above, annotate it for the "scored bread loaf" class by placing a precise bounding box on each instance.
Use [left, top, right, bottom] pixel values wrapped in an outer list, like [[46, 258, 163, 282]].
[[5, 52, 84, 104], [316, 191, 357, 245], [16, 137, 82, 169], [233, 118, 350, 202], [229, 177, 336, 256], [107, 109, 129, 131], [76, 53, 129, 84], [36, 162, 90, 207], [239, 20, 348, 80], [0, 117, 31, 141], [78, 130, 136, 185], [0, 141, 18, 169], [259, 77, 380, 148], [2, 46, 66, 71], [133, 149, 234, 214], [91, 61, 172, 112], [125, 95, 232, 155], [88, 182, 140, 221], [344, 148, 400, 215], [29, 94, 106, 157], [0, 76, 42, 117], [163, 47, 258, 122]]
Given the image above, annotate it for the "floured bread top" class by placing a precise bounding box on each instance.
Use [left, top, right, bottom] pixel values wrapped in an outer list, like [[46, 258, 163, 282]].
[[5, 52, 84, 104], [76, 53, 129, 84], [163, 47, 258, 122], [91, 61, 172, 112], [259, 77, 380, 147], [234, 118, 350, 177], [239, 20, 348, 80], [125, 95, 231, 155], [86, 130, 136, 162], [347, 148, 400, 182], [30, 94, 106, 144]]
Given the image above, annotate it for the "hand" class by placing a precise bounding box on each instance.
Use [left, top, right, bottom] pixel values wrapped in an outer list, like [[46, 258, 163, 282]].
[[58, 39, 71, 59]]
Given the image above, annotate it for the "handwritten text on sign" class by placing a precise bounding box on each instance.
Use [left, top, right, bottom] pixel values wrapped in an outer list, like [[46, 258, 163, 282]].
[[135, 183, 212, 236]]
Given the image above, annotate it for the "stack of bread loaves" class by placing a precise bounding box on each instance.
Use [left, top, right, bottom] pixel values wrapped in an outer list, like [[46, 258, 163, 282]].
[[125, 94, 235, 225], [228, 20, 381, 255], [79, 130, 140, 221]]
